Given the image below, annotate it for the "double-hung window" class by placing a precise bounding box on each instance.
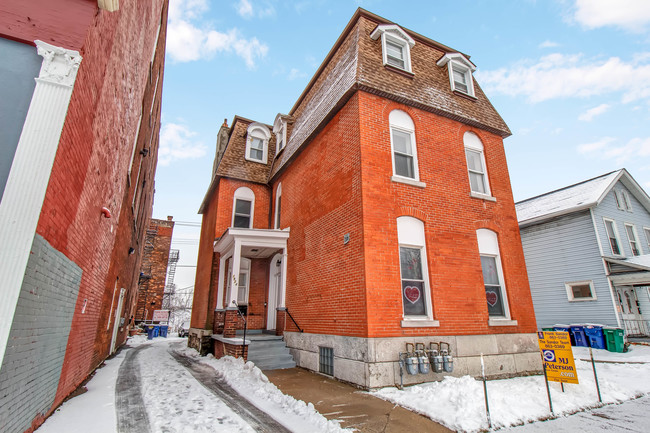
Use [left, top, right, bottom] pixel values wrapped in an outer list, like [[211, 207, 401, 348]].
[[464, 132, 491, 197], [614, 190, 624, 210], [232, 187, 255, 229], [245, 123, 270, 164], [477, 229, 510, 319], [452, 63, 471, 94], [389, 110, 420, 182], [644, 227, 650, 251], [604, 218, 622, 256], [370, 24, 415, 74], [273, 114, 289, 155], [625, 224, 641, 256], [621, 190, 633, 211], [275, 183, 282, 229], [436, 53, 477, 97]]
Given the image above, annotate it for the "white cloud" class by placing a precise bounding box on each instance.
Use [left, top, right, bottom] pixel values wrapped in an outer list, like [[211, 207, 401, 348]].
[[288, 68, 307, 81], [573, 0, 650, 32], [477, 53, 650, 103], [539, 40, 560, 48], [578, 103, 611, 121], [237, 0, 253, 18], [166, 0, 268, 67], [158, 123, 208, 166], [577, 136, 650, 164], [236, 0, 276, 19]]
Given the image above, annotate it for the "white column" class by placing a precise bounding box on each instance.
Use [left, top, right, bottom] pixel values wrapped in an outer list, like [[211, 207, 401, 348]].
[[279, 248, 288, 308], [215, 254, 229, 309], [0, 41, 81, 367], [227, 240, 242, 309]]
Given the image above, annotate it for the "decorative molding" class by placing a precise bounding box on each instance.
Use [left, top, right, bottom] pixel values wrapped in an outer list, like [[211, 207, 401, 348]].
[[0, 41, 82, 367], [35, 41, 82, 87]]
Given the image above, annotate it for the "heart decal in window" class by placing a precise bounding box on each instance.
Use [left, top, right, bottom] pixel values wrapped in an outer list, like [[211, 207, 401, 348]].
[[404, 286, 421, 304], [486, 290, 498, 307]]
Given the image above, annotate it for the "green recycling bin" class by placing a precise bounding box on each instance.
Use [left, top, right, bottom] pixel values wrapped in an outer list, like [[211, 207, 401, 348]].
[[542, 327, 554, 332], [603, 327, 625, 353]]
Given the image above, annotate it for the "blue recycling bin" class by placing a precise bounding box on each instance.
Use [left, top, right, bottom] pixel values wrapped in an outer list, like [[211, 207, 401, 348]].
[[570, 324, 588, 347], [553, 324, 575, 345], [145, 325, 156, 340], [584, 324, 606, 349], [159, 325, 169, 338]]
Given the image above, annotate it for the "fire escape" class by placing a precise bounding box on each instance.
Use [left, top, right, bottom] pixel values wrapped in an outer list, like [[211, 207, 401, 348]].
[[162, 249, 180, 309]]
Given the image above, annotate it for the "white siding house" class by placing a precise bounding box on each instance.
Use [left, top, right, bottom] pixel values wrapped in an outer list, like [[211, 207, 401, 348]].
[[516, 169, 650, 337]]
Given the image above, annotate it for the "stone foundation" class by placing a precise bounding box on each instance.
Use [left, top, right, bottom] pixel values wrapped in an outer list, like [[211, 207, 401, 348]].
[[284, 332, 542, 389], [188, 328, 213, 355]]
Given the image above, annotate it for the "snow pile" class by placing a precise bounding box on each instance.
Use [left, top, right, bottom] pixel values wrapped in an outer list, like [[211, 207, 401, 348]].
[[372, 346, 650, 432], [177, 346, 351, 433], [138, 341, 255, 433]]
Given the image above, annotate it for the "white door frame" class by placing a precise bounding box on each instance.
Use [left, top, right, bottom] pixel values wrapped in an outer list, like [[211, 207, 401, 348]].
[[110, 288, 126, 354], [267, 253, 283, 330]]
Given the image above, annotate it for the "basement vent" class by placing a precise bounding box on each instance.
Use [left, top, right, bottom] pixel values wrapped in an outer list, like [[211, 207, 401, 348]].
[[319, 346, 334, 376]]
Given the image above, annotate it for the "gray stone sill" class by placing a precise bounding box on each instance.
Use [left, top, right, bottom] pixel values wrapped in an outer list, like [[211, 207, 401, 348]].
[[212, 334, 250, 345], [470, 191, 496, 202], [488, 319, 518, 327], [401, 319, 440, 328], [391, 176, 426, 188]]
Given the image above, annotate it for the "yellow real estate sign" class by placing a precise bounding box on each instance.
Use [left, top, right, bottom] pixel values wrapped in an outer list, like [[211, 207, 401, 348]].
[[537, 331, 579, 384]]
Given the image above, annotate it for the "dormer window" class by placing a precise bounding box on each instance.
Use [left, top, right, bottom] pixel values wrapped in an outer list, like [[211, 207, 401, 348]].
[[245, 123, 270, 164], [437, 53, 477, 98], [370, 24, 415, 74], [273, 114, 289, 155]]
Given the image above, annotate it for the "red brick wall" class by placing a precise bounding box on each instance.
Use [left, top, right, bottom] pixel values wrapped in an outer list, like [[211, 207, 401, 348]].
[[214, 178, 271, 233], [357, 90, 536, 337], [270, 93, 368, 337], [32, 0, 168, 420]]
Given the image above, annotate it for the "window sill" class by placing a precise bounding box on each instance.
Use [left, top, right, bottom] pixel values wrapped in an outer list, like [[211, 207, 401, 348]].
[[401, 319, 440, 328], [391, 176, 426, 188], [488, 319, 518, 327], [470, 191, 496, 202], [244, 156, 267, 164], [568, 298, 597, 302], [384, 64, 414, 78]]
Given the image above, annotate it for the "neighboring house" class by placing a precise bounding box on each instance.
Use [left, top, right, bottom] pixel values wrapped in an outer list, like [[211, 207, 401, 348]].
[[0, 1, 167, 432], [516, 169, 650, 337], [136, 217, 176, 323], [190, 8, 539, 389]]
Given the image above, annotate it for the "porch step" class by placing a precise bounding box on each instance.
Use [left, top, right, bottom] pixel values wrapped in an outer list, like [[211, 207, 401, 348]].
[[247, 337, 296, 370]]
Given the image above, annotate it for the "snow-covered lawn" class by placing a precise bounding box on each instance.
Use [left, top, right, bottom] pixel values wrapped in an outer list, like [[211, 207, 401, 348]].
[[371, 345, 650, 432]]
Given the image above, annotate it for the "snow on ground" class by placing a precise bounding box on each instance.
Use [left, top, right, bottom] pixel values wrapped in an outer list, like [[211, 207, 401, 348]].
[[176, 346, 350, 433], [36, 347, 124, 433], [137, 338, 255, 433], [371, 345, 650, 432]]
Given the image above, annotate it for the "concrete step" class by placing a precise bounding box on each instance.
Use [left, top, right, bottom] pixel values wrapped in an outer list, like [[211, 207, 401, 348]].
[[247, 338, 295, 371]]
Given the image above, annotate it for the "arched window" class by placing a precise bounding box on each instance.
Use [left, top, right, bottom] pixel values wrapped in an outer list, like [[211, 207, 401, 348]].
[[476, 229, 509, 318], [232, 187, 255, 229], [245, 123, 270, 164], [397, 216, 433, 320], [274, 183, 282, 229], [464, 132, 491, 197], [389, 110, 419, 181]]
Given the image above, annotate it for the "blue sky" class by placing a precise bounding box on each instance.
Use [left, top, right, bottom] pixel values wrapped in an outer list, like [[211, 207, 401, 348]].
[[153, 0, 650, 289]]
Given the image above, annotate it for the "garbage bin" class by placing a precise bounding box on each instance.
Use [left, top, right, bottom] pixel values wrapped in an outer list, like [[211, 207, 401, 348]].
[[603, 327, 625, 353], [542, 327, 554, 332], [584, 324, 606, 349], [153, 325, 160, 338], [570, 324, 588, 347], [159, 325, 169, 338], [145, 325, 156, 340], [553, 324, 575, 345]]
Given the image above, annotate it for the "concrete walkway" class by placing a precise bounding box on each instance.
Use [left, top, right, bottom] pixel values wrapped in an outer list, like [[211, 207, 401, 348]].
[[115, 345, 151, 433], [265, 368, 453, 433]]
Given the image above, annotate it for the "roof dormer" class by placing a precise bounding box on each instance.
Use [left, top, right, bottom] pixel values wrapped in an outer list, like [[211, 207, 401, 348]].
[[273, 113, 291, 156], [370, 24, 415, 73], [437, 53, 477, 98]]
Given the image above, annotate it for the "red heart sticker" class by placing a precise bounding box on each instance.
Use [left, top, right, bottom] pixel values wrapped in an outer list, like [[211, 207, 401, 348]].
[[404, 286, 421, 304], [486, 291, 498, 307]]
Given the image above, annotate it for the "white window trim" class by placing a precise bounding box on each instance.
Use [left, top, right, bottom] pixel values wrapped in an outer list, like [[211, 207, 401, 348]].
[[436, 53, 477, 98], [565, 280, 597, 302], [273, 115, 288, 155], [614, 190, 624, 210], [389, 110, 420, 182], [621, 190, 633, 212], [232, 187, 255, 229], [477, 229, 512, 321], [643, 227, 650, 252], [464, 132, 492, 197], [245, 123, 270, 164], [274, 183, 282, 229], [397, 217, 436, 326], [603, 217, 624, 257], [370, 24, 415, 74], [625, 223, 642, 256]]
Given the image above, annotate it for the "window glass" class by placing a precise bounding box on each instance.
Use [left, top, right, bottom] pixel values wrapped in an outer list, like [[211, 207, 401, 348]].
[[233, 199, 252, 228], [386, 39, 405, 69], [249, 137, 264, 161], [605, 220, 621, 255], [400, 247, 426, 316], [392, 129, 414, 178], [622, 190, 633, 211], [626, 225, 640, 256], [614, 191, 624, 209], [571, 284, 592, 299], [481, 256, 505, 317], [466, 149, 486, 194], [452, 64, 469, 93], [645, 228, 650, 249]]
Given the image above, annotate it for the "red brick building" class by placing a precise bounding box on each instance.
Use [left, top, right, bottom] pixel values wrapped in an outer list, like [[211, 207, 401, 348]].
[[191, 8, 539, 389], [136, 217, 176, 323], [0, 1, 167, 431]]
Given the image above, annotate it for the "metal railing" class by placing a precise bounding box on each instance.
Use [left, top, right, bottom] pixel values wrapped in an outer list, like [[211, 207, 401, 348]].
[[285, 308, 303, 333], [622, 319, 650, 337]]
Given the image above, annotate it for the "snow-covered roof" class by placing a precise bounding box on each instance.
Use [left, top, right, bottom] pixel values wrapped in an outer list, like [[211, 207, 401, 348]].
[[606, 254, 650, 272], [516, 170, 621, 226]]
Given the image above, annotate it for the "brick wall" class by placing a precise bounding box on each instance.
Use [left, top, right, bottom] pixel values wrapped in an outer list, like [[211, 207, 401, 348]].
[[356, 90, 536, 337], [135, 218, 175, 322]]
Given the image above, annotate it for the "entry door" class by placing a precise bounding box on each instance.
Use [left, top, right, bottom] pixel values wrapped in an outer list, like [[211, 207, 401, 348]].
[[110, 288, 126, 354], [267, 254, 282, 330], [616, 286, 645, 336]]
